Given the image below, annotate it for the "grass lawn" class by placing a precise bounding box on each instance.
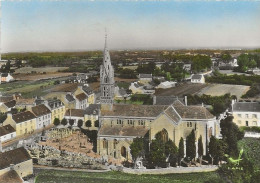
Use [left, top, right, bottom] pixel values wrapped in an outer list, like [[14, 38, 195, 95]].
[[35, 170, 223, 183]]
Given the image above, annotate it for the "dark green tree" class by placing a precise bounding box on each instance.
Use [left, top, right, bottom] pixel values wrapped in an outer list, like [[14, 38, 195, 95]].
[[85, 120, 92, 130], [69, 119, 74, 126], [198, 135, 203, 165], [149, 139, 166, 168], [209, 136, 218, 165], [61, 118, 68, 126], [77, 119, 83, 128], [178, 137, 184, 165], [94, 120, 99, 127], [165, 139, 178, 167], [130, 137, 145, 164], [186, 130, 196, 161], [53, 118, 60, 126]]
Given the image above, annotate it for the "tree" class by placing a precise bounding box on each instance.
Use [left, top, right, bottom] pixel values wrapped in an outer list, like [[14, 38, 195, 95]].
[[186, 130, 196, 161], [94, 120, 99, 127], [198, 135, 203, 165], [61, 118, 68, 126], [178, 137, 184, 165], [53, 118, 60, 126], [130, 137, 145, 165], [69, 119, 74, 126], [220, 116, 244, 156], [77, 119, 83, 128], [209, 136, 218, 165], [165, 139, 178, 167], [149, 138, 166, 168], [85, 120, 92, 130], [221, 53, 232, 63]]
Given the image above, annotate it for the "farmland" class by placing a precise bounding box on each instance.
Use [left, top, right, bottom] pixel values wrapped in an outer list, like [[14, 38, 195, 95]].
[[35, 170, 223, 183], [14, 66, 69, 73], [198, 84, 249, 98]]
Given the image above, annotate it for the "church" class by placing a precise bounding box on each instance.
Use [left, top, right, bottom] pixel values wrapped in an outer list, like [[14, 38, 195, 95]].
[[97, 36, 220, 161]]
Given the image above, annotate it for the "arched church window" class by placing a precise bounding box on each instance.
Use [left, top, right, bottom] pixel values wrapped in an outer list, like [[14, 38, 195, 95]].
[[209, 127, 213, 138], [113, 139, 117, 149], [160, 129, 168, 143], [103, 139, 108, 148]]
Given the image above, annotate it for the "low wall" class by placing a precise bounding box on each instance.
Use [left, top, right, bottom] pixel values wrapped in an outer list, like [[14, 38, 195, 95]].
[[244, 132, 260, 138], [122, 165, 218, 175]]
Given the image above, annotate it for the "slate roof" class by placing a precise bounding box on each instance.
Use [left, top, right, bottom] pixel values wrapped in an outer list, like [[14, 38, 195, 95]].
[[65, 109, 85, 117], [16, 98, 35, 105], [0, 124, 15, 136], [75, 93, 87, 101], [164, 106, 181, 123], [154, 96, 184, 105], [0, 96, 13, 103], [12, 111, 36, 124], [52, 83, 78, 92], [0, 147, 31, 170], [1, 73, 8, 77], [65, 94, 75, 102], [191, 74, 203, 80], [101, 104, 168, 118], [31, 104, 51, 117], [118, 89, 127, 96], [83, 86, 93, 95], [99, 125, 149, 137], [85, 104, 100, 115], [0, 170, 23, 183], [139, 74, 152, 79], [47, 99, 64, 109], [233, 102, 260, 112], [3, 100, 16, 108], [172, 101, 214, 119]]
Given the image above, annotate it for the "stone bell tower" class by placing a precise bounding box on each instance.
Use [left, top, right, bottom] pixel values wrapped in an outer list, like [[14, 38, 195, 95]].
[[100, 34, 114, 110]]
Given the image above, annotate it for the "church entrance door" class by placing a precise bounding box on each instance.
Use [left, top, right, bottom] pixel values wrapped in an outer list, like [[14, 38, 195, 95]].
[[121, 146, 126, 158]]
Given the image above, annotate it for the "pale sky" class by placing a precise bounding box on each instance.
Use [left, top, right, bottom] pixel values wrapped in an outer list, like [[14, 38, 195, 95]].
[[1, 1, 260, 52]]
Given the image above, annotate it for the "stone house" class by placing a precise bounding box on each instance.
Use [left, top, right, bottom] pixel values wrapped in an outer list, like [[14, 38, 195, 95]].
[[0, 124, 16, 142], [31, 104, 52, 129]]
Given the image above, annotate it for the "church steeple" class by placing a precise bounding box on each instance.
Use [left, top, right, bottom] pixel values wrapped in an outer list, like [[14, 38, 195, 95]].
[[100, 33, 115, 108]]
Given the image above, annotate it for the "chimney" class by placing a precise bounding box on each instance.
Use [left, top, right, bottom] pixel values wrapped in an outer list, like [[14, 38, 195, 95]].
[[10, 164, 14, 170], [184, 96, 187, 106]]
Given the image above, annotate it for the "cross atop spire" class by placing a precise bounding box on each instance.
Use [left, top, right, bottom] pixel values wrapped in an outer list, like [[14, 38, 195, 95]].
[[104, 28, 107, 49]]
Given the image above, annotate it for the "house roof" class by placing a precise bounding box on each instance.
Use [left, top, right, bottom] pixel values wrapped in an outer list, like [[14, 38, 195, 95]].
[[154, 96, 184, 105], [4, 100, 16, 108], [0, 96, 13, 103], [164, 106, 181, 123], [52, 83, 79, 92], [172, 101, 214, 119], [65, 94, 75, 102], [99, 125, 149, 137], [75, 93, 87, 101], [12, 111, 36, 124], [1, 73, 8, 77], [82, 86, 93, 95], [0, 147, 31, 170], [0, 124, 15, 137], [16, 98, 35, 106], [85, 104, 100, 115], [65, 109, 85, 117], [0, 170, 23, 183], [139, 74, 152, 79], [101, 104, 168, 118], [47, 99, 64, 109], [31, 104, 51, 117], [233, 102, 260, 112], [191, 74, 203, 80]]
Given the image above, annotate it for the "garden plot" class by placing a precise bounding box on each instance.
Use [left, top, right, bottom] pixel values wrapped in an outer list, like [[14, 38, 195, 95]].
[[198, 84, 250, 98]]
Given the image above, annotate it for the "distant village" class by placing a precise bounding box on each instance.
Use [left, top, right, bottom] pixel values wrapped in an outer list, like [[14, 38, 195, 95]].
[[0, 40, 259, 182]]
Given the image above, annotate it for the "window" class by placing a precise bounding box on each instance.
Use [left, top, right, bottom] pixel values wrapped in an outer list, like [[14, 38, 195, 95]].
[[253, 121, 257, 126], [246, 114, 249, 118], [103, 139, 108, 148], [187, 122, 192, 127], [253, 114, 257, 118], [238, 114, 242, 118], [246, 121, 249, 126], [238, 120, 242, 124]]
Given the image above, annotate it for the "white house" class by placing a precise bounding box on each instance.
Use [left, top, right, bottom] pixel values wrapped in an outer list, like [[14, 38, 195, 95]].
[[191, 74, 205, 84], [156, 81, 177, 89], [231, 101, 260, 127], [0, 124, 16, 142], [31, 104, 52, 129], [1, 73, 14, 83], [139, 74, 152, 84]]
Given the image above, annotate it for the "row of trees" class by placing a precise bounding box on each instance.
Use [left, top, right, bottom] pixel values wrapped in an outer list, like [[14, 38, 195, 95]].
[[235, 54, 260, 72], [130, 116, 244, 168], [53, 118, 99, 129]]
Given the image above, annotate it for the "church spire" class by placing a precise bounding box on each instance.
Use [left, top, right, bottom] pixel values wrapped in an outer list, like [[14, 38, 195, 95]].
[[100, 32, 115, 109]]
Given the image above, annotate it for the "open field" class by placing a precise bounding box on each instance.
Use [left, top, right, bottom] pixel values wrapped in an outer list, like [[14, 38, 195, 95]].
[[155, 83, 208, 97], [198, 84, 249, 98], [122, 65, 138, 70], [15, 66, 69, 73], [13, 72, 73, 81], [35, 170, 222, 183], [0, 80, 56, 98]]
